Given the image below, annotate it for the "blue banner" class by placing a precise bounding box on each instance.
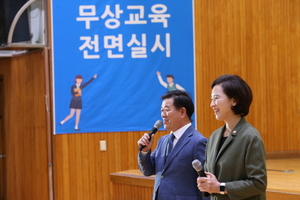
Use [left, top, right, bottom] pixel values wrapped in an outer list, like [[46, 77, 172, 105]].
[[51, 0, 195, 134]]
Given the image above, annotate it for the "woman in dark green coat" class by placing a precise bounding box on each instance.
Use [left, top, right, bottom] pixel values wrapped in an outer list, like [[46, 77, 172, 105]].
[[197, 74, 267, 200]]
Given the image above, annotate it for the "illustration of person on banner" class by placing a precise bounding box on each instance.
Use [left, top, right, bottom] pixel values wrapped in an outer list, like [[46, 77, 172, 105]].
[[59, 74, 97, 131], [156, 71, 185, 91]]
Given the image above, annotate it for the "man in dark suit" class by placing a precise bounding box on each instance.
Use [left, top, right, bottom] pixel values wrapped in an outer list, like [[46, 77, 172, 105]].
[[137, 90, 208, 200]]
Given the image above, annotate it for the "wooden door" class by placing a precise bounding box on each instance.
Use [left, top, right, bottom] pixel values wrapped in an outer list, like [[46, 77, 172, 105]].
[[0, 75, 5, 200]]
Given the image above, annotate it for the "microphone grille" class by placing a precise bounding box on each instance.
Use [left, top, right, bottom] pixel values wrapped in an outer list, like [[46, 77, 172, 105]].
[[192, 159, 202, 171], [154, 120, 163, 129]]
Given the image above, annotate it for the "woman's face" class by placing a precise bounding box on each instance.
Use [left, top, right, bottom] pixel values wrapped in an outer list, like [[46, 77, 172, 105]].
[[76, 78, 83, 84], [210, 84, 236, 121]]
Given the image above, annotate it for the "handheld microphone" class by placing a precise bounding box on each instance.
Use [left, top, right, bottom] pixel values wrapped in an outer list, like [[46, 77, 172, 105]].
[[192, 159, 210, 197], [138, 120, 163, 151]]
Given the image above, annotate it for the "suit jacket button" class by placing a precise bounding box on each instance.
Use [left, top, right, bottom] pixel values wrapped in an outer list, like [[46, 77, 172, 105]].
[[161, 176, 164, 179]]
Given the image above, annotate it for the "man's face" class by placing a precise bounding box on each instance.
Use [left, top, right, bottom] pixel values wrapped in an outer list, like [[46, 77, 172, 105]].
[[161, 98, 183, 132], [167, 77, 174, 84]]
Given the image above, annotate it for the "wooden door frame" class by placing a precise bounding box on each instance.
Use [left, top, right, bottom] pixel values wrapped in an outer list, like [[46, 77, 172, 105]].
[[0, 75, 6, 200]]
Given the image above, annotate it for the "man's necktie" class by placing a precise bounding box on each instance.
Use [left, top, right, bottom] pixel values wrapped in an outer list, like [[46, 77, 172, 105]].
[[166, 133, 175, 159]]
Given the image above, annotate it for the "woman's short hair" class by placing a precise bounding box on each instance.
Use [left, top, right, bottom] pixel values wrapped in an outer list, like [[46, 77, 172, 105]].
[[161, 90, 194, 121], [75, 75, 83, 82], [211, 74, 253, 116]]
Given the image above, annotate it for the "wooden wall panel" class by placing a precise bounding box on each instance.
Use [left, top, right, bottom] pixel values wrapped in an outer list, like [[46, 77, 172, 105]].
[[52, 130, 167, 200], [0, 50, 49, 200], [111, 183, 153, 200], [194, 0, 300, 151]]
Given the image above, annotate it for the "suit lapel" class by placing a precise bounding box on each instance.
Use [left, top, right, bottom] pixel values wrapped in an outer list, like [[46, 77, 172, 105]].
[[215, 117, 247, 163], [163, 126, 193, 169], [216, 133, 234, 162]]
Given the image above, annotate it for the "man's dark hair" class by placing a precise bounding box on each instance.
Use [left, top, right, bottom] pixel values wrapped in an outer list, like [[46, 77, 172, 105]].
[[161, 90, 194, 121], [211, 74, 253, 116], [166, 75, 174, 79]]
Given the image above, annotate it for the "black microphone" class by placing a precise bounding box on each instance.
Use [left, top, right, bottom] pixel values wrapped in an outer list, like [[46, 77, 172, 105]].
[[192, 159, 210, 197], [138, 120, 163, 151]]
